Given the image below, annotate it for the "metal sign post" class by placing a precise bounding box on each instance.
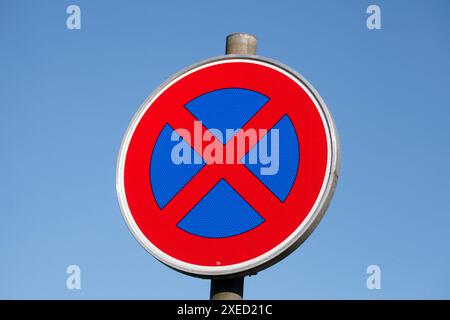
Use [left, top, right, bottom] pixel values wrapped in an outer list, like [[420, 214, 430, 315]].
[[209, 33, 257, 300], [225, 33, 257, 55], [210, 277, 244, 300], [116, 32, 339, 300]]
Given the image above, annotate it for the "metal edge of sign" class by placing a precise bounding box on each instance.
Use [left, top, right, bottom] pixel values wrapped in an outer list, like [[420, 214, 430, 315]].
[[116, 54, 340, 278]]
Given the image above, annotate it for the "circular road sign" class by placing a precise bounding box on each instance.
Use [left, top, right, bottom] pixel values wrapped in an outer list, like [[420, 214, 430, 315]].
[[116, 55, 340, 278]]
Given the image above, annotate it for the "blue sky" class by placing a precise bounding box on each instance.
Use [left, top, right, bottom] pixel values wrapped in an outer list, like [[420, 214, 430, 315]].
[[0, 0, 449, 299]]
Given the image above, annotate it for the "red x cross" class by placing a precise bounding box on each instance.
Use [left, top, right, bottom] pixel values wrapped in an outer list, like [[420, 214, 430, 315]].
[[163, 97, 286, 226]]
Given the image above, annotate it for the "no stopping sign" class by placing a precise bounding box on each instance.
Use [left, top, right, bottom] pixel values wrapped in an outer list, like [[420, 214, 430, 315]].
[[116, 56, 340, 277]]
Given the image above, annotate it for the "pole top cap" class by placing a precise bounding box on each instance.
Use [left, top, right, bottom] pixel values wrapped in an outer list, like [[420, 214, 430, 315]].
[[225, 33, 257, 55]]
